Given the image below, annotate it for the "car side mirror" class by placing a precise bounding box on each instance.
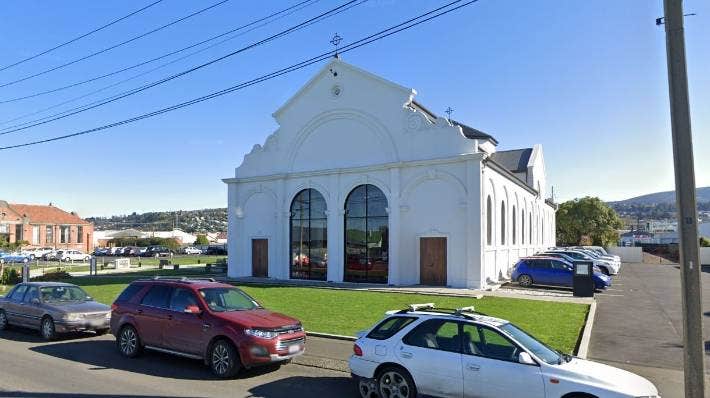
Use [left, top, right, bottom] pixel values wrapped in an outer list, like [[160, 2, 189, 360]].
[[518, 352, 537, 365], [31, 298, 40, 305], [184, 305, 202, 315]]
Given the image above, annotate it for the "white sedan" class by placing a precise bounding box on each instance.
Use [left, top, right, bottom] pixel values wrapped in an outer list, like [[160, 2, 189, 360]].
[[349, 304, 659, 398], [182, 246, 203, 255], [58, 250, 91, 262]]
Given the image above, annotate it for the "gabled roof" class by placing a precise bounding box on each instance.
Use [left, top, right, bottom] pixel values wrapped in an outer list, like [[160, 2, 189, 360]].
[[7, 203, 90, 225], [408, 100, 498, 144], [490, 148, 533, 173]]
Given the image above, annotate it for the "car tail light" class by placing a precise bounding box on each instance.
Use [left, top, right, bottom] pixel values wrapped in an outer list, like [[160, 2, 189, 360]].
[[353, 343, 363, 356], [111, 304, 118, 311]]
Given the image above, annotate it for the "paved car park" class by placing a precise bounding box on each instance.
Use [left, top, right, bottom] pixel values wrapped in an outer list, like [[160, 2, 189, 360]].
[[588, 261, 710, 397], [0, 331, 355, 398]]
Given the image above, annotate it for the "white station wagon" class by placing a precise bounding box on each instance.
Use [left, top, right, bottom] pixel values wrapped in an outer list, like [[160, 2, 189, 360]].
[[349, 304, 659, 398]]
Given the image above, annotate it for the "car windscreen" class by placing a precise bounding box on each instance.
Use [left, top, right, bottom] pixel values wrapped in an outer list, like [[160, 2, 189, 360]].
[[199, 288, 260, 312], [40, 286, 89, 302], [499, 323, 562, 365]]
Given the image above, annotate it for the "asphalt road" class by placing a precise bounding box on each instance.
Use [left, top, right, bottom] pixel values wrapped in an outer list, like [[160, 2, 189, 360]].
[[0, 330, 357, 398], [588, 261, 710, 397]]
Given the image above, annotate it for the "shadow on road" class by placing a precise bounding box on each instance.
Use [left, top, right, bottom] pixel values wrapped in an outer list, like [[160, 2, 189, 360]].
[[0, 393, 202, 398], [248, 376, 356, 398], [30, 339, 283, 381], [0, 327, 96, 343]]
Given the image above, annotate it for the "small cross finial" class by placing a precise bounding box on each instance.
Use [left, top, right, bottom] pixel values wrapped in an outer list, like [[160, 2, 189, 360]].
[[445, 106, 453, 120], [330, 33, 343, 56]]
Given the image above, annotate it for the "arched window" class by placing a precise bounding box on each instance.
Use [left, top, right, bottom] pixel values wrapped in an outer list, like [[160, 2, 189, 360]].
[[500, 201, 506, 245], [344, 184, 388, 283], [513, 205, 518, 244], [521, 209, 525, 245], [529, 212, 533, 245], [290, 189, 327, 280], [486, 196, 493, 246]]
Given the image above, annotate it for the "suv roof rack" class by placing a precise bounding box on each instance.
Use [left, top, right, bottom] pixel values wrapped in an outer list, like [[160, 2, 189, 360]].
[[147, 276, 217, 283], [395, 303, 487, 318]]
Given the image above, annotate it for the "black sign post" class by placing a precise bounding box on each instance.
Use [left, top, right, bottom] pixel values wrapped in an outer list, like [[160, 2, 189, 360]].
[[572, 261, 595, 297]]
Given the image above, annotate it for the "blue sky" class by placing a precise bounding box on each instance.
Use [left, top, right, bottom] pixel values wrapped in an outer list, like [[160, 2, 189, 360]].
[[0, 0, 707, 217]]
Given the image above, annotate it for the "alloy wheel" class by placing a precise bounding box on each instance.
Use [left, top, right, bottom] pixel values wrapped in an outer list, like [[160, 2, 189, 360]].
[[41, 318, 55, 340], [518, 274, 533, 287], [379, 370, 411, 398], [212, 343, 231, 376], [0, 311, 8, 330], [120, 327, 138, 356], [359, 378, 379, 398]]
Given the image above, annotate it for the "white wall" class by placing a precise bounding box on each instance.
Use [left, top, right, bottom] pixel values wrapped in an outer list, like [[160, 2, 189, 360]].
[[700, 247, 710, 265], [606, 246, 643, 263]]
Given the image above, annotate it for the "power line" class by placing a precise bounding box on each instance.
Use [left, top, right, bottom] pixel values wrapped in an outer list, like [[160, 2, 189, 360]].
[[0, 0, 478, 151], [0, 0, 165, 73], [0, 0, 364, 137], [0, 0, 323, 128], [0, 0, 233, 89], [0, 0, 320, 104]]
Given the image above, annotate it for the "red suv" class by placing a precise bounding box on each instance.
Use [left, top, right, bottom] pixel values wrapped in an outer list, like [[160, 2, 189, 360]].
[[110, 277, 305, 378]]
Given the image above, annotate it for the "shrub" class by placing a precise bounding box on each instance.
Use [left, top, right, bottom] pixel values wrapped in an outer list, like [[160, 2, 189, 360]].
[[1, 268, 22, 285], [32, 271, 72, 282]]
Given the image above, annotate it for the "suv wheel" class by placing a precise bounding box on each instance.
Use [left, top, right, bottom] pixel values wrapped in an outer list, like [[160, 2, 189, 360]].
[[41, 317, 56, 340], [118, 325, 142, 358], [378, 366, 416, 398], [518, 274, 533, 287], [0, 310, 9, 330], [599, 267, 610, 276], [210, 339, 240, 378]]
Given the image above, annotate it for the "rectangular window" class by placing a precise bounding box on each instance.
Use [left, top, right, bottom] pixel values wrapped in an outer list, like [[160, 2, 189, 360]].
[[46, 226, 54, 244], [60, 226, 70, 243], [0, 224, 8, 233], [15, 224, 23, 241], [140, 285, 173, 308], [77, 226, 83, 243], [32, 226, 40, 245], [367, 317, 417, 340]]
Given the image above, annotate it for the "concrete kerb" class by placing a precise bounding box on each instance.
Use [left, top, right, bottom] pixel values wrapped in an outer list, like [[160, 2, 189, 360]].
[[307, 331, 357, 341], [575, 300, 597, 359]]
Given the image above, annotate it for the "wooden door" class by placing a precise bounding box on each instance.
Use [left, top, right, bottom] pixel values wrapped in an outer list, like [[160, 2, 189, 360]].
[[251, 239, 268, 278], [420, 237, 447, 286]]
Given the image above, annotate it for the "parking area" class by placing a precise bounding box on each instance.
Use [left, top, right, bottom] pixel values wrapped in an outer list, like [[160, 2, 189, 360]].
[[0, 330, 355, 398], [588, 262, 710, 396]]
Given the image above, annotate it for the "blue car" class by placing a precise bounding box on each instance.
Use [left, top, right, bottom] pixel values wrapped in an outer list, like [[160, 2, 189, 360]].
[[0, 251, 30, 264], [511, 256, 611, 290]]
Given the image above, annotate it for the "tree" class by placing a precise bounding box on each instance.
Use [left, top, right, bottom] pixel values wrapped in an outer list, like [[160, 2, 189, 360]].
[[556, 197, 623, 246], [194, 234, 209, 245], [700, 237, 710, 247]]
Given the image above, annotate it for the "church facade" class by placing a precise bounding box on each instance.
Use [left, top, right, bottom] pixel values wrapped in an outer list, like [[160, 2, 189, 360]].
[[223, 58, 556, 289]]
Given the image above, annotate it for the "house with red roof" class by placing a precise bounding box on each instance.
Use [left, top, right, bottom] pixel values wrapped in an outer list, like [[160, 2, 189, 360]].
[[0, 200, 94, 252]]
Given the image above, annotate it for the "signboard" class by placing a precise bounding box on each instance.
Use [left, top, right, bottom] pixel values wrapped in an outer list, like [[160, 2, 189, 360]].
[[115, 258, 131, 269]]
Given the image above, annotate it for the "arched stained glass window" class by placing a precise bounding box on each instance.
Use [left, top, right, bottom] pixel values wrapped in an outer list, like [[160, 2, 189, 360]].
[[344, 185, 388, 283]]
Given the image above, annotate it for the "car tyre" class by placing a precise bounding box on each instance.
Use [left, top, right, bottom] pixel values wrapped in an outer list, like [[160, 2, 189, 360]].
[[41, 316, 56, 340], [599, 267, 610, 276], [118, 325, 142, 358], [518, 274, 533, 287], [377, 366, 416, 398], [0, 310, 9, 330], [358, 377, 379, 398], [210, 339, 241, 378]]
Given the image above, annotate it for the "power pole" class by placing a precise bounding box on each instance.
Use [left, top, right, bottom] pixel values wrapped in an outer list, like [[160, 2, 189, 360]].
[[661, 1, 705, 396]]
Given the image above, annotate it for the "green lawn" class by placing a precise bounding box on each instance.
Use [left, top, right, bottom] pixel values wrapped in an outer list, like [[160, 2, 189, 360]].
[[65, 276, 588, 354]]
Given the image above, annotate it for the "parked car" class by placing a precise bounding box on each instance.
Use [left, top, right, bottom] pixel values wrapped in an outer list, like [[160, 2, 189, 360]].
[[512, 257, 611, 290], [122, 247, 142, 256], [349, 303, 659, 398], [0, 251, 31, 264], [21, 247, 54, 260], [581, 246, 621, 263], [205, 245, 227, 255], [42, 250, 59, 261], [141, 246, 173, 257], [109, 247, 124, 256], [58, 250, 91, 262], [182, 246, 202, 255], [110, 278, 305, 378], [93, 247, 109, 256], [0, 282, 111, 340], [543, 249, 619, 275]]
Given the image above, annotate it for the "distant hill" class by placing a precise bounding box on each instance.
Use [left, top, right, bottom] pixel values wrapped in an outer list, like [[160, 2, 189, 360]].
[[611, 187, 710, 206], [87, 208, 227, 233]]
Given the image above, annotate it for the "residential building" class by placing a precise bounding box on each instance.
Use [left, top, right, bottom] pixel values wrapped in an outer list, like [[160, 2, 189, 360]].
[[0, 200, 94, 252], [223, 59, 556, 289]]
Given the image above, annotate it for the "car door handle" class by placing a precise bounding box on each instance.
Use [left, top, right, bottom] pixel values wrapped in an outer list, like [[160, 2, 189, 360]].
[[202, 323, 211, 331], [167, 314, 173, 320], [466, 363, 480, 371], [400, 351, 413, 359]]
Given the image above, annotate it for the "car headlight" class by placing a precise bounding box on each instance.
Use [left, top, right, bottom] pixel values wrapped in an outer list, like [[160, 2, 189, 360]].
[[105, 312, 112, 320], [245, 329, 278, 339], [64, 313, 83, 322]]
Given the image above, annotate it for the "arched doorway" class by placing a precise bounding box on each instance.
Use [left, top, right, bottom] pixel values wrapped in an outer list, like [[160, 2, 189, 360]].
[[344, 184, 388, 283]]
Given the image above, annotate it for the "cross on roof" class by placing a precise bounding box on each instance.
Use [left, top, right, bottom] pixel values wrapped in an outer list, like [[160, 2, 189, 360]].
[[445, 107, 453, 120], [330, 33, 343, 56]]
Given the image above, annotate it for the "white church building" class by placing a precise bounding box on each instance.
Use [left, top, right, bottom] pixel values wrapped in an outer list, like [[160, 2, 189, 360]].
[[224, 58, 556, 289]]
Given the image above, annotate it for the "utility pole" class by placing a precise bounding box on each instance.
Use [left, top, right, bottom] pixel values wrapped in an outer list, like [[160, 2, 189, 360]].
[[661, 1, 705, 396]]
